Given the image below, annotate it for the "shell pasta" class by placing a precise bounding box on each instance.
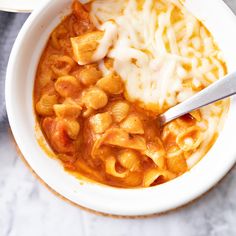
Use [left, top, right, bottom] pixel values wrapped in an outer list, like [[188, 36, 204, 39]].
[[34, 0, 228, 188]]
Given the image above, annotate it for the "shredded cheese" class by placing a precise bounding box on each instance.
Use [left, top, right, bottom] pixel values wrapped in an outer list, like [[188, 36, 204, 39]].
[[90, 0, 225, 110]]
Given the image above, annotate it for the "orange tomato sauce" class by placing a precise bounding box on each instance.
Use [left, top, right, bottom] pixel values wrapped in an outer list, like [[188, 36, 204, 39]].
[[34, 1, 216, 188]]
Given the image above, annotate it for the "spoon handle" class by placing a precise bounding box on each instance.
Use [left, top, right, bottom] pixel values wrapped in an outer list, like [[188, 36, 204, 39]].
[[159, 71, 236, 126]]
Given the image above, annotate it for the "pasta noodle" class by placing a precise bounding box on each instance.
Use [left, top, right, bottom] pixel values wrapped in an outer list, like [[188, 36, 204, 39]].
[[79, 65, 102, 86], [111, 101, 130, 122], [117, 149, 140, 172], [105, 156, 128, 178], [143, 169, 176, 187], [90, 112, 112, 134], [50, 55, 75, 76], [53, 98, 82, 119], [34, 0, 228, 188], [96, 73, 124, 95], [120, 115, 144, 135], [55, 75, 81, 97]]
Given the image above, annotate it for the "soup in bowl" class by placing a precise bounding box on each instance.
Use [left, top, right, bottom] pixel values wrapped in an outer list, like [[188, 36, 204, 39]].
[[6, 0, 236, 216]]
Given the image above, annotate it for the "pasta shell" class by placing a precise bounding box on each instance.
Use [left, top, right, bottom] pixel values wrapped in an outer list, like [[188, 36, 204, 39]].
[[90, 112, 112, 134], [105, 156, 128, 178], [54, 98, 82, 119], [103, 128, 146, 151], [55, 75, 81, 97], [83, 87, 108, 110], [143, 139, 166, 169], [64, 119, 80, 140], [120, 115, 144, 134], [176, 126, 203, 151], [117, 149, 140, 172], [36, 94, 58, 116], [111, 101, 130, 122], [91, 128, 146, 158], [96, 73, 124, 94], [50, 55, 75, 76], [79, 65, 102, 86]]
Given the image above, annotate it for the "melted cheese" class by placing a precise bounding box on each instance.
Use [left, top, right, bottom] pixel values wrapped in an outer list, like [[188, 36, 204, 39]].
[[90, 0, 224, 112], [92, 21, 118, 62]]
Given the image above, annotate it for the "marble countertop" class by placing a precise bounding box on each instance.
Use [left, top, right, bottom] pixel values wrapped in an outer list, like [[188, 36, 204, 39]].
[[1, 1, 236, 235]]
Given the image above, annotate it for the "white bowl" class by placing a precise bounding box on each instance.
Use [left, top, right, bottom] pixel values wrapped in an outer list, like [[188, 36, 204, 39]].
[[5, 0, 236, 216]]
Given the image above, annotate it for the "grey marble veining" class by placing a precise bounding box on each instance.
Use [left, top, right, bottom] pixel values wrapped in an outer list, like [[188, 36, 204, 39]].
[[1, 1, 236, 236]]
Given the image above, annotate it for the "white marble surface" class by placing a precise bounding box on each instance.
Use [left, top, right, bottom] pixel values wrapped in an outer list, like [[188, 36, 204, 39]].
[[1, 1, 236, 235]]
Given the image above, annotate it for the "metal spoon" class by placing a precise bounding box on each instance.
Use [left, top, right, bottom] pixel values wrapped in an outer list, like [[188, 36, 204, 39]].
[[158, 71, 236, 126]]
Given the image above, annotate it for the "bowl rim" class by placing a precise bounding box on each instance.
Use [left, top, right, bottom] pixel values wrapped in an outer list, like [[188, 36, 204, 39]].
[[11, 134, 236, 218], [5, 0, 236, 216], [0, 0, 39, 13]]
